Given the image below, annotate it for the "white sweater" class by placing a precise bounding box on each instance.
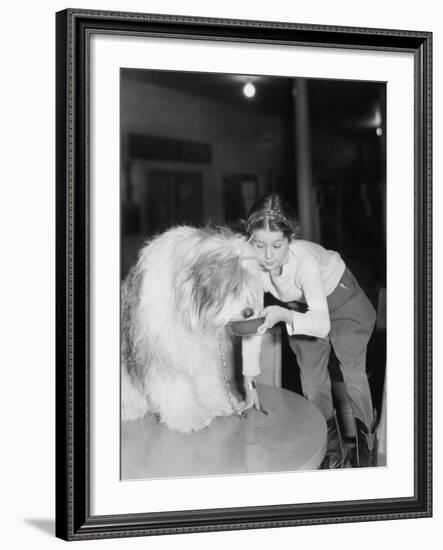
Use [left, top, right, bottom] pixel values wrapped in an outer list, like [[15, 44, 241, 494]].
[[242, 240, 345, 376]]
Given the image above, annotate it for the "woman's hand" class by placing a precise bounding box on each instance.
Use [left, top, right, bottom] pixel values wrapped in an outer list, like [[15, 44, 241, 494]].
[[237, 376, 261, 413], [257, 306, 293, 334]]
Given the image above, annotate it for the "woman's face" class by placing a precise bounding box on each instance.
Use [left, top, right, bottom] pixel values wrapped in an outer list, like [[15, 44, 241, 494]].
[[250, 229, 290, 272]]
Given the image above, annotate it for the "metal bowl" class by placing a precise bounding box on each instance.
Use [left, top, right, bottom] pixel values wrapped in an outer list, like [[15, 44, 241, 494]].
[[229, 316, 265, 336]]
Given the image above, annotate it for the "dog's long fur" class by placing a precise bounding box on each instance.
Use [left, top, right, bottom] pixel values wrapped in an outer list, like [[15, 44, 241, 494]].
[[121, 226, 263, 433]]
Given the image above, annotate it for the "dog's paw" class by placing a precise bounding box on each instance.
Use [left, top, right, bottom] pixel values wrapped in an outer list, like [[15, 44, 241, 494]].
[[189, 415, 213, 432], [164, 413, 213, 433], [222, 394, 245, 416], [121, 395, 149, 421]]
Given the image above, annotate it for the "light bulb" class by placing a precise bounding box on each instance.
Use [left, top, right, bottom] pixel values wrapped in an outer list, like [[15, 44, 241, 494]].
[[243, 82, 256, 98]]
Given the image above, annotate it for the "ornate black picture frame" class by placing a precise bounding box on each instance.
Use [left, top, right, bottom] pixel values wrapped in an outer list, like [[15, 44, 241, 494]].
[[55, 8, 432, 541]]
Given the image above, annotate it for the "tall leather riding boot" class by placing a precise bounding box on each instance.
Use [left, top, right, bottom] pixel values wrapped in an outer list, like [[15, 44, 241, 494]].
[[350, 412, 378, 468], [320, 411, 346, 469]]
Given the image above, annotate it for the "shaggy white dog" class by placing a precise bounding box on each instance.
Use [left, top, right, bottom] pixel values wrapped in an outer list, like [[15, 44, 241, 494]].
[[121, 226, 263, 433]]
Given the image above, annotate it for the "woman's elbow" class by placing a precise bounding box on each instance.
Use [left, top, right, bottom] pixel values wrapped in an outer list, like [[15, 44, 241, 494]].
[[318, 318, 331, 338]]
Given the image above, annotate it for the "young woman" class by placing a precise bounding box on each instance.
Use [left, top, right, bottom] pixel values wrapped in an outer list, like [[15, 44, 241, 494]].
[[241, 193, 378, 468]]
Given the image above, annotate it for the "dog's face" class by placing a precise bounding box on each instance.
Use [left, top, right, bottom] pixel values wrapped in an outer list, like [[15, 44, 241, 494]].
[[174, 232, 263, 333], [193, 254, 262, 328]]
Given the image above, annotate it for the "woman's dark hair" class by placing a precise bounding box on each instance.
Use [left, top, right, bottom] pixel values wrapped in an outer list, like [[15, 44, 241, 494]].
[[243, 193, 300, 239]]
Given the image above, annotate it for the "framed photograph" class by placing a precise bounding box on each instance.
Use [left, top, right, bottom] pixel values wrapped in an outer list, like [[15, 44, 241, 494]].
[[56, 8, 432, 541]]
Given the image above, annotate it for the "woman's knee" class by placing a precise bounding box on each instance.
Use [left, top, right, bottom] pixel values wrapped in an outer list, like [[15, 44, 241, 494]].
[[341, 364, 370, 390]]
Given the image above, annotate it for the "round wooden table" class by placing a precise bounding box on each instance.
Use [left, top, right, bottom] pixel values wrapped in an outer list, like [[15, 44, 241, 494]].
[[121, 384, 327, 480]]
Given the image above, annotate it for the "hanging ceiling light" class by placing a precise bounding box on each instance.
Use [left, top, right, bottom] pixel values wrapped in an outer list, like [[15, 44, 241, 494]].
[[243, 82, 256, 98]]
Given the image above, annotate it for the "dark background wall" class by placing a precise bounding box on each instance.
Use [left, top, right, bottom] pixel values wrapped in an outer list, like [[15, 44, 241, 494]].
[[121, 69, 385, 289]]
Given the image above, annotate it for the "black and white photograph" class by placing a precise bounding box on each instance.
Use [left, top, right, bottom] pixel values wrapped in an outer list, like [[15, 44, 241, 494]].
[[2, 0, 440, 546], [120, 68, 387, 480], [52, 7, 432, 542]]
